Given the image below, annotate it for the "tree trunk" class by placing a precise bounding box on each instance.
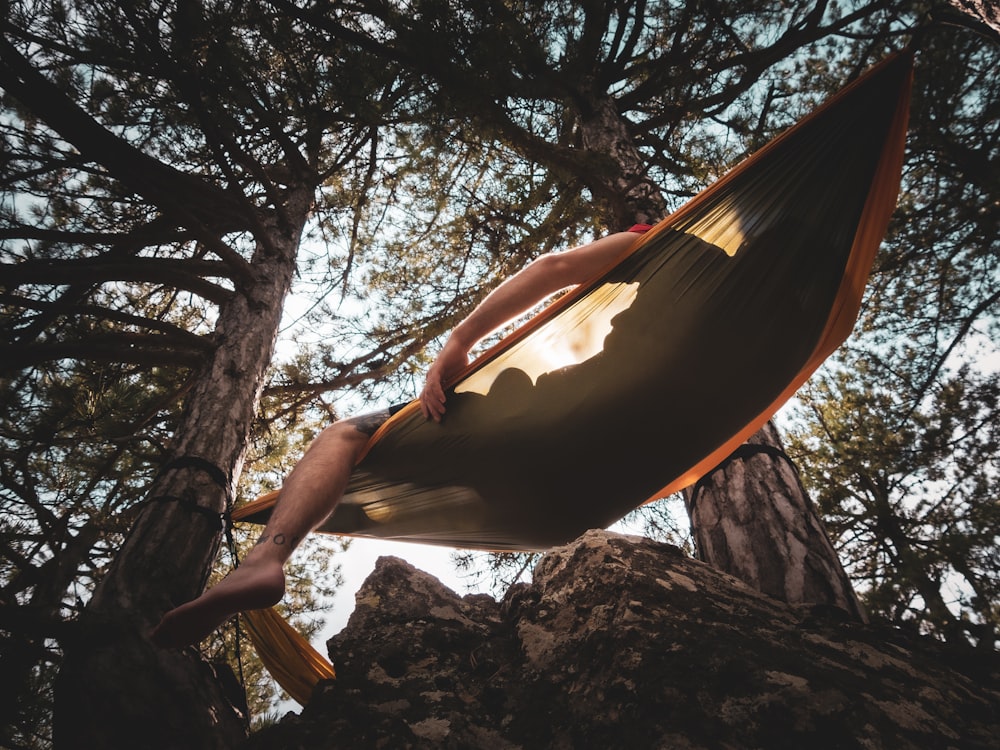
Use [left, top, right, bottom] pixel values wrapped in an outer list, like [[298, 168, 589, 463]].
[[53, 192, 313, 748], [577, 90, 667, 229], [683, 421, 866, 620], [944, 0, 1000, 41]]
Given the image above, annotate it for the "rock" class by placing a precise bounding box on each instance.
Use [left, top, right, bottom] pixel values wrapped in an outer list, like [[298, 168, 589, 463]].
[[246, 530, 999, 749]]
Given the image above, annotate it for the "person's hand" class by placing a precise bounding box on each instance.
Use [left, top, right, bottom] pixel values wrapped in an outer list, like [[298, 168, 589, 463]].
[[420, 339, 470, 422]]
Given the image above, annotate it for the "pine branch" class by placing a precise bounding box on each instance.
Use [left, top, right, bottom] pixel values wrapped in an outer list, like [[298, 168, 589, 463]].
[[1, 333, 210, 370], [0, 257, 234, 305], [0, 291, 213, 349], [0, 34, 257, 285]]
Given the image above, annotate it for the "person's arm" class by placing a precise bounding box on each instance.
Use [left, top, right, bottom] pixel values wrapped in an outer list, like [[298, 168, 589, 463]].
[[419, 231, 641, 421]]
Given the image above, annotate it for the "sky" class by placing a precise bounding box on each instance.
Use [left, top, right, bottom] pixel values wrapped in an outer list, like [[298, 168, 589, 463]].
[[320, 537, 481, 638]]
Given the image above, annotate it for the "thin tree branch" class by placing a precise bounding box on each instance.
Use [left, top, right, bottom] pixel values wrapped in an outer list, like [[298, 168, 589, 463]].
[[0, 292, 215, 349], [0, 257, 235, 304], [0, 34, 257, 284], [1, 334, 209, 370]]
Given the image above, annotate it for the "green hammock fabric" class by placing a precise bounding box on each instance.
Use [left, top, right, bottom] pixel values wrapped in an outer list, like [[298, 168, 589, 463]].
[[236, 52, 913, 553]]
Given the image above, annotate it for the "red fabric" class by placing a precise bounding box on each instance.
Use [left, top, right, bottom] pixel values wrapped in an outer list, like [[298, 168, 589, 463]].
[[628, 224, 654, 233]]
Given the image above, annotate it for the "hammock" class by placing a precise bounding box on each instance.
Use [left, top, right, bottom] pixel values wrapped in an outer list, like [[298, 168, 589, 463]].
[[236, 51, 913, 700]]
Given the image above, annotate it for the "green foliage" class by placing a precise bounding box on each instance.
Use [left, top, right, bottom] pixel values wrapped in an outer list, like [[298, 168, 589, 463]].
[[303, 0, 916, 224], [786, 360, 999, 647], [619, 496, 696, 556], [0, 358, 182, 748], [452, 549, 539, 597]]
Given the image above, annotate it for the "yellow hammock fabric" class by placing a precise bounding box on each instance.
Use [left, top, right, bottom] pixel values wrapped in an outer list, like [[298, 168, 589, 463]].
[[241, 607, 335, 706], [234, 52, 912, 698]]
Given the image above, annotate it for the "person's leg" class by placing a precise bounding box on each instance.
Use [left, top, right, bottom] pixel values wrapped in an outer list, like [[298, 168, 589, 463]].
[[150, 411, 388, 648]]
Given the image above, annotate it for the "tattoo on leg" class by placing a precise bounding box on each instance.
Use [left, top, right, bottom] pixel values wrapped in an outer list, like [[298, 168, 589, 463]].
[[345, 409, 391, 437], [255, 532, 301, 548]]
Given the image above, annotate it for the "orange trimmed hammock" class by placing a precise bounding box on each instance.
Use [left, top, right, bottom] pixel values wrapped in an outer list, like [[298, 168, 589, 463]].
[[235, 52, 913, 701]]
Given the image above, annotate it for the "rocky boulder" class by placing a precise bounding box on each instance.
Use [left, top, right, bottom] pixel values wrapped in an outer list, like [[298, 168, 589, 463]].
[[246, 530, 999, 749]]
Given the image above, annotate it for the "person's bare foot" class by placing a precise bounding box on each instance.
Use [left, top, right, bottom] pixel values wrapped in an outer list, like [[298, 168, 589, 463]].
[[150, 558, 285, 648]]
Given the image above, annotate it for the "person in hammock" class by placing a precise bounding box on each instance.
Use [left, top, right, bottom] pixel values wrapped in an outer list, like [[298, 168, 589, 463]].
[[150, 227, 650, 648]]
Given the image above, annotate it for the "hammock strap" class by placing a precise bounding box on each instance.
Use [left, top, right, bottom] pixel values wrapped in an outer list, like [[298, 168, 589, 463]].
[[225, 528, 252, 732], [155, 455, 232, 494], [691, 442, 793, 492], [148, 454, 235, 530]]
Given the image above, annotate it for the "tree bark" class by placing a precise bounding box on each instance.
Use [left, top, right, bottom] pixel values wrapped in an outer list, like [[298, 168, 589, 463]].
[[683, 421, 866, 620], [577, 90, 667, 229], [53, 190, 314, 749], [944, 0, 1000, 41]]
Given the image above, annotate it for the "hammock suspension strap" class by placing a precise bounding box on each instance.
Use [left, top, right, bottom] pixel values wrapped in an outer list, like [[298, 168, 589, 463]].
[[155, 455, 232, 496], [148, 454, 235, 531], [691, 442, 795, 493]]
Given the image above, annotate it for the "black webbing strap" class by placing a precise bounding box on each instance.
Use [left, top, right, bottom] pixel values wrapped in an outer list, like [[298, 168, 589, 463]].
[[225, 525, 251, 731], [150, 455, 235, 531], [156, 455, 231, 493], [692, 442, 792, 491]]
